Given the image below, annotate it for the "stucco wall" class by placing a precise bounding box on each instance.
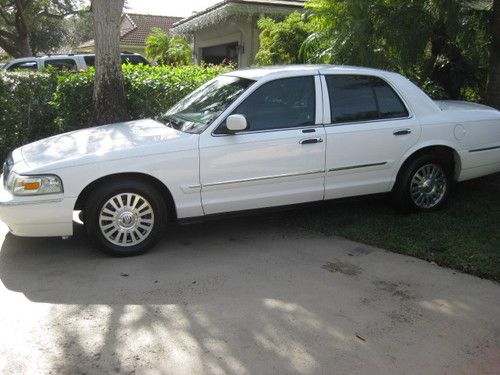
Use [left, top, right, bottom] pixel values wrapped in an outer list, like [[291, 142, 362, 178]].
[[192, 15, 260, 67]]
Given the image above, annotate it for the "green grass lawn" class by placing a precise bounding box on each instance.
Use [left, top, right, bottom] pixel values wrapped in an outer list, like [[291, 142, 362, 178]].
[[281, 173, 500, 282]]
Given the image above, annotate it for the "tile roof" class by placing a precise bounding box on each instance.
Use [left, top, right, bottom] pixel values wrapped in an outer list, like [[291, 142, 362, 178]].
[[79, 13, 183, 49], [120, 13, 183, 46]]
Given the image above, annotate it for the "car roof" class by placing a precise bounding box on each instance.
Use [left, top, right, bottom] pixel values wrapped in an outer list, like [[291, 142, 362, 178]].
[[225, 64, 392, 80]]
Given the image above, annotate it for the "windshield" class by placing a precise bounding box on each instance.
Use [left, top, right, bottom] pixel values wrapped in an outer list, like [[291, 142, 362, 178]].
[[157, 75, 254, 134]]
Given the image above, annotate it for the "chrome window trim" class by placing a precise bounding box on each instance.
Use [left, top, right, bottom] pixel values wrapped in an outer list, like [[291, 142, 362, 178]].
[[211, 124, 325, 137], [324, 115, 413, 128]]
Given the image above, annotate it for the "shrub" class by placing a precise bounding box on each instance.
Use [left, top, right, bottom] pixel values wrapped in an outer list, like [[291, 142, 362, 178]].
[[0, 64, 232, 160], [145, 28, 192, 66], [0, 71, 60, 160], [122, 64, 231, 119]]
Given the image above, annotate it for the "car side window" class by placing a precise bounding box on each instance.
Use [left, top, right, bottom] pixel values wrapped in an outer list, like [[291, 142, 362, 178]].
[[7, 61, 37, 71], [83, 56, 95, 67], [372, 79, 409, 119], [121, 55, 149, 65], [325, 75, 408, 124], [44, 59, 77, 72], [228, 76, 315, 132]]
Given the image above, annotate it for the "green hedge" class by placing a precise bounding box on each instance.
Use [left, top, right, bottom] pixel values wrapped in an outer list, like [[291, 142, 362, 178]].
[[0, 64, 232, 161], [0, 71, 60, 160]]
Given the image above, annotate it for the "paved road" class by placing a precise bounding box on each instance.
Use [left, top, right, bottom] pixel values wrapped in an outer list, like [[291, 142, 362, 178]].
[[0, 212, 499, 375]]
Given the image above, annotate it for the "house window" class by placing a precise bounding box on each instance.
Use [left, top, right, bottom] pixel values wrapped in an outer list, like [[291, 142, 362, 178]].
[[201, 43, 238, 66]]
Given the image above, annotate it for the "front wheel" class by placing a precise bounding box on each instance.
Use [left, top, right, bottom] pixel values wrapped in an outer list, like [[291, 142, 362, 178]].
[[85, 179, 167, 256], [393, 154, 453, 212]]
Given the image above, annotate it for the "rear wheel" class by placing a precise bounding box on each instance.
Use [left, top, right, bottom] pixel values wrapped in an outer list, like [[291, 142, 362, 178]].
[[393, 153, 453, 212], [85, 179, 167, 256]]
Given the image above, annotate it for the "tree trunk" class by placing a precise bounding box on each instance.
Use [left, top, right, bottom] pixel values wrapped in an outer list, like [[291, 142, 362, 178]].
[[90, 0, 128, 126], [486, 0, 500, 109], [0, 36, 31, 57]]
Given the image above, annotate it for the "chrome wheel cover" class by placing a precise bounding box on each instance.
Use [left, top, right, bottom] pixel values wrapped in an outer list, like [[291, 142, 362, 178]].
[[410, 163, 447, 209], [99, 193, 154, 247]]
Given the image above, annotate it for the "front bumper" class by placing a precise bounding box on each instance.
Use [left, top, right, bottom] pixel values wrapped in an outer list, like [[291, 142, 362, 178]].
[[0, 176, 76, 237]]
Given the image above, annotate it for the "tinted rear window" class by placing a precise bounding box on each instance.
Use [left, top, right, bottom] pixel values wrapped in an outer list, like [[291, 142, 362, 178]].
[[325, 75, 409, 123]]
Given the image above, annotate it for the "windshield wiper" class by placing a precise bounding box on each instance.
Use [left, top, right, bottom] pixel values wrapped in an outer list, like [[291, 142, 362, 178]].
[[157, 115, 183, 130]]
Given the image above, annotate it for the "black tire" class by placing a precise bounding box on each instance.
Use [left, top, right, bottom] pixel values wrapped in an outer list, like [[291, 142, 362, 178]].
[[392, 153, 453, 212], [84, 178, 167, 256]]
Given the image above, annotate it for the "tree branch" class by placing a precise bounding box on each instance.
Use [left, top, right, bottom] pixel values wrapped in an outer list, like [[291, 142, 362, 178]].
[[14, 0, 30, 36], [0, 6, 16, 26], [37, 8, 87, 19], [0, 28, 17, 40], [0, 34, 18, 56]]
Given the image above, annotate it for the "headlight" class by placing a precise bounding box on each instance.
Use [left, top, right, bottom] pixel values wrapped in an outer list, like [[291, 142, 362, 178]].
[[7, 172, 63, 196], [2, 152, 13, 187]]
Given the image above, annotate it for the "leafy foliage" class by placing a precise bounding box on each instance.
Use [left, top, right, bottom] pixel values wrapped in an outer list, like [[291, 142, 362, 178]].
[[254, 0, 492, 101], [0, 0, 85, 57], [254, 12, 312, 66], [62, 11, 94, 50], [301, 0, 491, 101], [0, 64, 232, 160], [145, 28, 192, 66], [0, 71, 60, 158]]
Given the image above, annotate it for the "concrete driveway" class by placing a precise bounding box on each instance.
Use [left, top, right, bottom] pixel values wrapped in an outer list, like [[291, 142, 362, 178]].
[[0, 210, 499, 375]]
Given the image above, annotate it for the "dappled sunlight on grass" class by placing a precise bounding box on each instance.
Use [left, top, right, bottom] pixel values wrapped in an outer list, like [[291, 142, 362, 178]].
[[280, 173, 500, 281]]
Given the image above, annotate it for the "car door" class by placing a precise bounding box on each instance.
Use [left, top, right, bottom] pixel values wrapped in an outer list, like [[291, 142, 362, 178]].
[[320, 73, 421, 199], [199, 75, 326, 215]]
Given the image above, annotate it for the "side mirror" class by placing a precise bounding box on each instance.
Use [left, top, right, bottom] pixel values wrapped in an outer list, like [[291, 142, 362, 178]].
[[226, 114, 248, 132]]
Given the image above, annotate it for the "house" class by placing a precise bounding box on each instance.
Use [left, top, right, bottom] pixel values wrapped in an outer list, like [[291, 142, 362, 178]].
[[171, 0, 305, 67], [78, 13, 183, 55]]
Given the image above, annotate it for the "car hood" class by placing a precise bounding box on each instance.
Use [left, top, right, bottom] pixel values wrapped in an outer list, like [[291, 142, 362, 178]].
[[19, 118, 194, 171]]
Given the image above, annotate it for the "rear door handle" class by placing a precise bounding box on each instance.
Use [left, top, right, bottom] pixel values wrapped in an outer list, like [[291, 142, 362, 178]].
[[300, 137, 323, 145], [393, 129, 411, 136]]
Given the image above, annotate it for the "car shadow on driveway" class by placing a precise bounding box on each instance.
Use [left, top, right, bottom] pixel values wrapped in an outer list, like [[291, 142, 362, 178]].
[[0, 209, 499, 374]]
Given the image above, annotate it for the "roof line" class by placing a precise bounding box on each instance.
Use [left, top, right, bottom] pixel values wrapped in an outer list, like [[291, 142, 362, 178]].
[[124, 12, 183, 20], [124, 13, 137, 29], [120, 26, 137, 41], [172, 0, 304, 28]]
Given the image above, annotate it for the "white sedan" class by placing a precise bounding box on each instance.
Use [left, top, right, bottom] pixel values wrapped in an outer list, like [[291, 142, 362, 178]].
[[1, 65, 500, 256]]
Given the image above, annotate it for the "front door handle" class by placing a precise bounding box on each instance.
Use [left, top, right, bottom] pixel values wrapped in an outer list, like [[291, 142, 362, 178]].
[[393, 129, 411, 136], [300, 137, 323, 145]]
